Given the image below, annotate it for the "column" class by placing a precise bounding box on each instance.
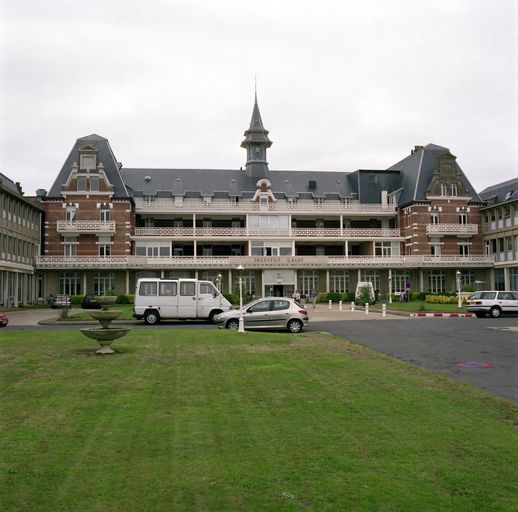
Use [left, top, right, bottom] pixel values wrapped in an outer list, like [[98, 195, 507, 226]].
[[13, 272, 19, 307], [228, 270, 232, 294], [83, 271, 87, 294], [419, 269, 424, 293], [344, 240, 348, 258], [3, 271, 8, 306], [504, 267, 510, 290], [326, 269, 330, 293], [193, 240, 197, 259], [125, 270, 130, 295]]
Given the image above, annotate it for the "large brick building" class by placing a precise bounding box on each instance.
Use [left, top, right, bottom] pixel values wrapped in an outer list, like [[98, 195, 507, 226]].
[[34, 97, 495, 298]]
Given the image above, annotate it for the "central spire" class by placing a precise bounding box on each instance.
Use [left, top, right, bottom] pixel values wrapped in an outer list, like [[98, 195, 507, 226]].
[[241, 92, 272, 178]]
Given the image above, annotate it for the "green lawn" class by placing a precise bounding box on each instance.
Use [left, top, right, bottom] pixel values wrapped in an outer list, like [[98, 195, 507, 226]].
[[1, 329, 516, 511], [68, 304, 135, 320]]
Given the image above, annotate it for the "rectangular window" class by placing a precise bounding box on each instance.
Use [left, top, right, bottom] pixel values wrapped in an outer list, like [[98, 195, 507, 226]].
[[100, 207, 110, 222], [59, 271, 81, 295], [90, 177, 99, 192], [159, 281, 177, 296], [94, 272, 114, 296], [375, 241, 392, 257], [440, 184, 448, 196], [458, 213, 467, 224], [431, 212, 439, 225], [297, 270, 319, 296], [65, 206, 76, 222], [98, 235, 111, 258], [329, 271, 350, 293], [450, 184, 458, 196], [139, 281, 157, 296], [180, 281, 196, 296], [360, 270, 380, 292], [428, 271, 446, 293], [77, 177, 87, 192], [392, 271, 410, 294], [80, 154, 96, 170]]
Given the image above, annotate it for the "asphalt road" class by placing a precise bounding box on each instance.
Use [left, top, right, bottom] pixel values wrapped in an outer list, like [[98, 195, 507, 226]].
[[311, 317, 518, 403]]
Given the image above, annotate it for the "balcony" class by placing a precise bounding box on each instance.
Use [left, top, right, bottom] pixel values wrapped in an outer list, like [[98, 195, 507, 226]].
[[35, 254, 494, 270], [426, 224, 478, 236], [56, 220, 116, 234], [132, 227, 401, 239], [36, 255, 128, 269], [134, 198, 397, 215]]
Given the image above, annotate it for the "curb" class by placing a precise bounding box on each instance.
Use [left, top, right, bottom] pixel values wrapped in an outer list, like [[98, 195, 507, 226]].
[[409, 312, 474, 318]]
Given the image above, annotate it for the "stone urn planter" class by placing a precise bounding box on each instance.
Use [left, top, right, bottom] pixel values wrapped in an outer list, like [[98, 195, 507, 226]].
[[80, 295, 130, 354]]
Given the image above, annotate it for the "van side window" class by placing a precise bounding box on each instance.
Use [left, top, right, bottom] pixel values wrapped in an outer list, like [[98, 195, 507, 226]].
[[159, 282, 177, 296], [180, 281, 196, 296], [200, 283, 217, 295], [139, 282, 157, 296]]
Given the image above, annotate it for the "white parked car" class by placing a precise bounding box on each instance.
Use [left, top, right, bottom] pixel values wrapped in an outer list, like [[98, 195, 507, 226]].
[[466, 291, 518, 318], [214, 297, 309, 332]]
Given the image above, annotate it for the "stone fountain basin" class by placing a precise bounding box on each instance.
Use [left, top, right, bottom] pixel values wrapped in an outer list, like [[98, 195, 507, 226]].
[[89, 310, 122, 322], [80, 327, 131, 342]]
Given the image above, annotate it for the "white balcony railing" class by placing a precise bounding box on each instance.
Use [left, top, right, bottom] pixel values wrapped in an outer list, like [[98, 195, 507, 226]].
[[56, 220, 116, 234], [134, 198, 397, 215], [132, 227, 401, 239], [426, 223, 478, 235], [35, 254, 494, 270]]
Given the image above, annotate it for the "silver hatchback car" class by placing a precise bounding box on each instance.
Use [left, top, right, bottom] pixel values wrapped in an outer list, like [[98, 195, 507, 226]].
[[214, 297, 309, 332]]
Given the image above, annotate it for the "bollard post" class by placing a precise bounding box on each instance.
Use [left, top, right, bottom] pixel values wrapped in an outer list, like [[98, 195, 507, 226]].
[[365, 302, 369, 314], [382, 304, 386, 317], [328, 300, 332, 310], [351, 301, 355, 312], [339, 300, 343, 311]]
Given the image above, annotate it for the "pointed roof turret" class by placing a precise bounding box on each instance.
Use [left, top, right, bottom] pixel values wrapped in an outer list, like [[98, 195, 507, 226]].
[[241, 93, 272, 178]]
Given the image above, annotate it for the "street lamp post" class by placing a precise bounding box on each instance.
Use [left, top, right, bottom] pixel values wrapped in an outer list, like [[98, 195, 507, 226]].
[[456, 270, 462, 308], [237, 264, 245, 332], [388, 276, 392, 304], [217, 273, 222, 292]]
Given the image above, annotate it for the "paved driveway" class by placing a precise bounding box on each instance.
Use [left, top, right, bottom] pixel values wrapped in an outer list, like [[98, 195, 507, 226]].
[[311, 317, 518, 403]]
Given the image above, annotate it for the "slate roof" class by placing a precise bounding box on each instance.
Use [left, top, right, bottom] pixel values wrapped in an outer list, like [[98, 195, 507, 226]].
[[479, 177, 518, 205], [0, 172, 22, 196], [387, 143, 483, 206], [121, 167, 395, 202], [47, 134, 129, 198]]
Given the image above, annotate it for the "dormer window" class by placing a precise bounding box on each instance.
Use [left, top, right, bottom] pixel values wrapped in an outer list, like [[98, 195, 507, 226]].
[[80, 154, 96, 171], [440, 183, 448, 196], [77, 176, 87, 192], [90, 177, 99, 192], [450, 184, 458, 196]]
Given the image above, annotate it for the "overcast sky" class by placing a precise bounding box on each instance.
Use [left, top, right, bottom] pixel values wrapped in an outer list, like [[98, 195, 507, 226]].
[[1, 0, 516, 196]]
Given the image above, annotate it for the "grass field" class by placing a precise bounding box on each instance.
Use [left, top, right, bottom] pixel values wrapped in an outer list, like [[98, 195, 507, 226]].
[[1, 329, 516, 511]]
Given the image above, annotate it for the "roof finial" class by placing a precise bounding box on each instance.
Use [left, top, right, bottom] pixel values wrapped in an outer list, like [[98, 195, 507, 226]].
[[254, 74, 257, 102]]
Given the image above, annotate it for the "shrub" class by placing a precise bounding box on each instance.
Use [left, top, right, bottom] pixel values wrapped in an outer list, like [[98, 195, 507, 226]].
[[425, 295, 467, 304], [462, 284, 476, 293], [356, 286, 375, 306], [71, 295, 83, 305], [116, 294, 131, 304], [224, 293, 240, 305]]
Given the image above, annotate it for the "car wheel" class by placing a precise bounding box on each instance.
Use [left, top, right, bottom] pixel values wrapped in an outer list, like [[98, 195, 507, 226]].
[[226, 319, 240, 330], [208, 310, 221, 324], [475, 312, 485, 318], [287, 319, 303, 333], [489, 306, 501, 318], [144, 310, 160, 325]]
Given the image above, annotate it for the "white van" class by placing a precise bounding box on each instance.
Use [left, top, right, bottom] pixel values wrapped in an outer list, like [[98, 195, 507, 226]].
[[133, 278, 232, 325]]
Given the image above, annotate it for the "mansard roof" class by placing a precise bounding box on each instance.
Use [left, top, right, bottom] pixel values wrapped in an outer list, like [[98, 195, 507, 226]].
[[387, 143, 483, 206], [121, 167, 398, 202], [47, 134, 129, 198], [479, 177, 518, 205]]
